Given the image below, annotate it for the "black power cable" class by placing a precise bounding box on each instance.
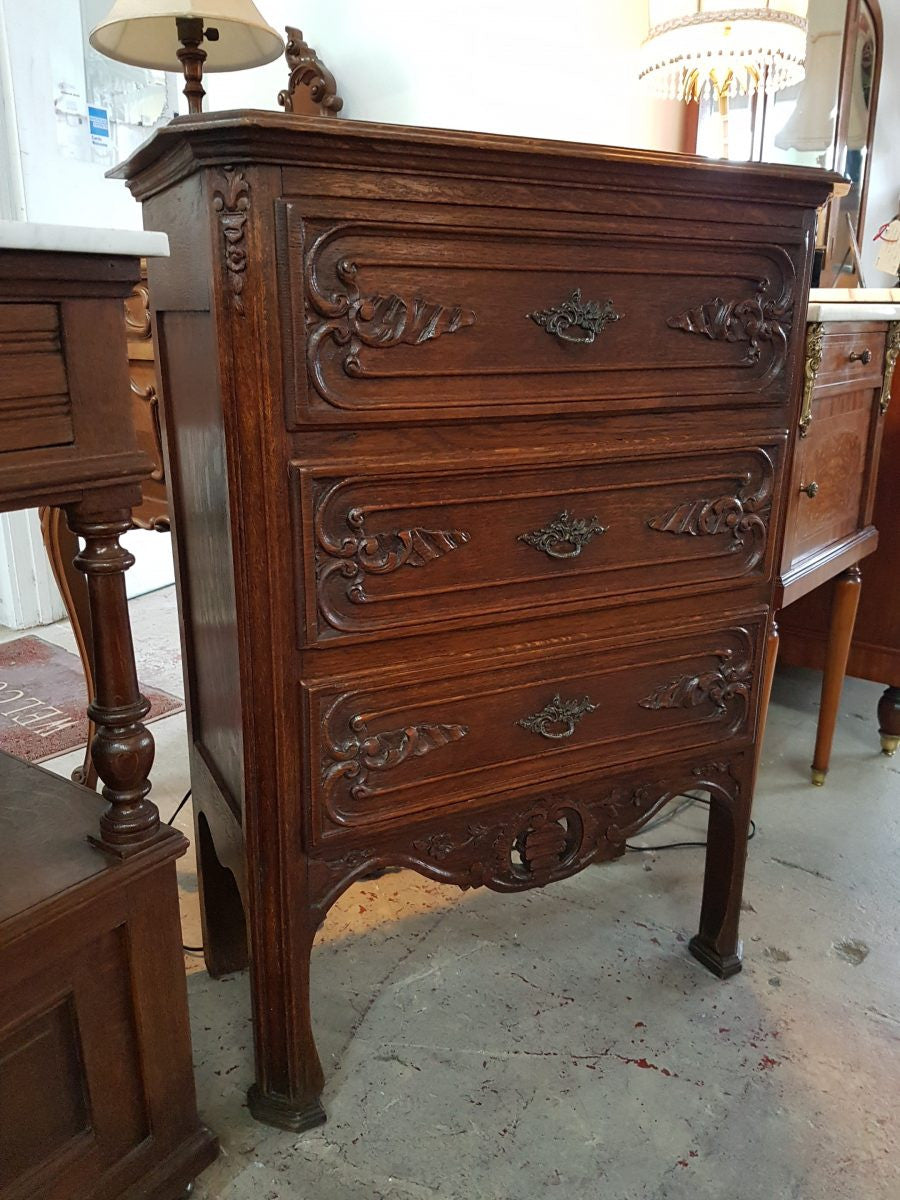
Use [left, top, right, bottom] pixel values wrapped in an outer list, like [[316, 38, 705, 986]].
[[166, 789, 205, 955], [625, 793, 756, 853]]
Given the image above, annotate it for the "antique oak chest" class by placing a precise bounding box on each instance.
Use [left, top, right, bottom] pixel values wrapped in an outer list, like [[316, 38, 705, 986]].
[[115, 113, 834, 1130]]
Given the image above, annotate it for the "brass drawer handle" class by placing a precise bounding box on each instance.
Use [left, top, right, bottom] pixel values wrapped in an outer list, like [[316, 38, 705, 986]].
[[517, 693, 598, 740], [800, 481, 819, 499], [849, 347, 872, 364], [528, 288, 620, 345], [518, 510, 607, 559]]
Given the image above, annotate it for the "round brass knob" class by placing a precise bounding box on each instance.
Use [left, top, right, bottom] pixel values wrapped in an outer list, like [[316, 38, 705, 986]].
[[849, 347, 872, 364], [800, 481, 819, 498]]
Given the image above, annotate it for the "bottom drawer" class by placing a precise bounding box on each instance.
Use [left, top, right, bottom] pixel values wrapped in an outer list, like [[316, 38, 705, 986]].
[[304, 614, 764, 844]]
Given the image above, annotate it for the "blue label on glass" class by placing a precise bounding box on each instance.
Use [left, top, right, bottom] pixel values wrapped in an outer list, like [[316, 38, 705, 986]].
[[88, 105, 110, 140]]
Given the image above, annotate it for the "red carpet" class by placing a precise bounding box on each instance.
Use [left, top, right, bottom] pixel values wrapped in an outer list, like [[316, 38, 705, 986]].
[[0, 635, 183, 764]]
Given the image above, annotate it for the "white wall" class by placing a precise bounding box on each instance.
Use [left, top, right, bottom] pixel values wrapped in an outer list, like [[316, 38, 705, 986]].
[[860, 0, 900, 284], [203, 0, 684, 152]]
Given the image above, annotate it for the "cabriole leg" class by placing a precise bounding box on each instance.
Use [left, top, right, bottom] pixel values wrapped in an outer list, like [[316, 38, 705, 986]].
[[811, 565, 862, 786]]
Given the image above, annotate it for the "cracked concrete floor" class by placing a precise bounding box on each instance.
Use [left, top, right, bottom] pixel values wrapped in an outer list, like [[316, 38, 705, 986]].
[[19, 586, 900, 1199]]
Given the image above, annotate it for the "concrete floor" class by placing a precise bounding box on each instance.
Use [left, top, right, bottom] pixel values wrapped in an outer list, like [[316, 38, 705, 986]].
[[10, 587, 900, 1199]]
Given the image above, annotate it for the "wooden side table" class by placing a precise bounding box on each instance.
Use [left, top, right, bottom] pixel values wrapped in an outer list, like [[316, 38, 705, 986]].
[[762, 304, 899, 784], [0, 222, 216, 1197]]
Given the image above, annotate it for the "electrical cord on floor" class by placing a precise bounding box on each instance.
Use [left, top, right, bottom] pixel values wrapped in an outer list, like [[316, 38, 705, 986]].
[[625, 793, 756, 853], [165, 789, 205, 955]]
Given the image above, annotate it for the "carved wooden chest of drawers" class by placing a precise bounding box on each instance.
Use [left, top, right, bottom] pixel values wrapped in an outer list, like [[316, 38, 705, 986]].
[[115, 113, 834, 1131]]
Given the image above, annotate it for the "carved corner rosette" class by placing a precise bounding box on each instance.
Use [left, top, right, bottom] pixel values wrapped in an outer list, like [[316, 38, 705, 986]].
[[278, 27, 343, 116], [667, 277, 793, 368], [305, 241, 476, 401], [321, 699, 469, 813], [518, 510, 607, 559], [638, 646, 752, 718], [212, 167, 250, 316], [315, 488, 470, 619], [646, 454, 774, 569], [880, 321, 900, 416]]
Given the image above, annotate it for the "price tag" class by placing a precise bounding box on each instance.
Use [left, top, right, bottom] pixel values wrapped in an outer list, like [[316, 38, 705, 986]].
[[874, 219, 900, 277]]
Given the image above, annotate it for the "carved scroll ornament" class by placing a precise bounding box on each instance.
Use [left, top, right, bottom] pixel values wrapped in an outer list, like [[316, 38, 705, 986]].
[[315, 491, 470, 613], [322, 705, 468, 806], [667, 278, 792, 367], [647, 456, 773, 569], [306, 255, 476, 389], [212, 167, 250, 316], [639, 647, 752, 715]]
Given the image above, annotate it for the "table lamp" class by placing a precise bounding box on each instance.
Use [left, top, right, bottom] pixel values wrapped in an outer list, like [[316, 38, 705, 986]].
[[89, 1, 285, 115], [639, 1, 808, 158]]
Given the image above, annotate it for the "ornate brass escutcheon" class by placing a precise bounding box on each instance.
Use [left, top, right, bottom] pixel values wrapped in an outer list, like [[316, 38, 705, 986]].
[[518, 510, 607, 559], [880, 321, 900, 415], [799, 322, 825, 438], [528, 288, 620, 344], [517, 693, 598, 740]]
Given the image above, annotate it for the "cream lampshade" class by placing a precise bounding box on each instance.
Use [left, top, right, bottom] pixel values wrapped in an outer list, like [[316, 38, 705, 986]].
[[90, 1, 284, 114], [639, 1, 808, 157]]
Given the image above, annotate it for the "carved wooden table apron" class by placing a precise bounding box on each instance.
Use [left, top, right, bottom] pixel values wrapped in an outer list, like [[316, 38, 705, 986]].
[[115, 113, 836, 1131]]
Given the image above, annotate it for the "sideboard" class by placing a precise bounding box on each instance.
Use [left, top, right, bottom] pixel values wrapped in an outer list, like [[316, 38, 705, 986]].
[[115, 113, 835, 1130]]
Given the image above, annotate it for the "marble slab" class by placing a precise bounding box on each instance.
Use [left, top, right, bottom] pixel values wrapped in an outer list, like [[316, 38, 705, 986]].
[[807, 287, 900, 323], [0, 220, 168, 258]]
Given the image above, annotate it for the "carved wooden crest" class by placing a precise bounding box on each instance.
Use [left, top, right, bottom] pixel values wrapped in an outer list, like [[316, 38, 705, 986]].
[[278, 27, 343, 116], [667, 278, 792, 367]]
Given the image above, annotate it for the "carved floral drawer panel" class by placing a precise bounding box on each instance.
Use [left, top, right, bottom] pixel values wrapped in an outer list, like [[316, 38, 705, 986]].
[[296, 445, 781, 643], [281, 207, 802, 424], [304, 615, 763, 845]]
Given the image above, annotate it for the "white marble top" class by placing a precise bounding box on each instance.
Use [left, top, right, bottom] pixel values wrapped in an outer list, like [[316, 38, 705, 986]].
[[0, 220, 168, 258], [807, 288, 900, 323]]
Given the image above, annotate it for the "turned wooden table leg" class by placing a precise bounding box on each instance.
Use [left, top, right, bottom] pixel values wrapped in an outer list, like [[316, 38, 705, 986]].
[[65, 499, 160, 853], [878, 685, 900, 756], [751, 616, 779, 796], [39, 506, 99, 789], [811, 565, 862, 786]]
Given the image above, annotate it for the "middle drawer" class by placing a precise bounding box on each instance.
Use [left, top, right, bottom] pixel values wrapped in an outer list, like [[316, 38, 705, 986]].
[[293, 444, 781, 644]]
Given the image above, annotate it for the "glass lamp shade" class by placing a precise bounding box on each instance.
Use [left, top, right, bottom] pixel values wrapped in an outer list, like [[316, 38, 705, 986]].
[[89, 0, 284, 72], [640, 1, 808, 101]]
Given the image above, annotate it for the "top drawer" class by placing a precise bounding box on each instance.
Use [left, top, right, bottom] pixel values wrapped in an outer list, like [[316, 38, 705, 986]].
[[810, 322, 887, 394], [281, 206, 805, 425]]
